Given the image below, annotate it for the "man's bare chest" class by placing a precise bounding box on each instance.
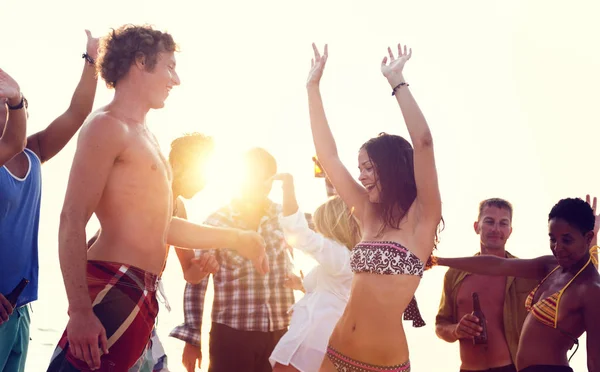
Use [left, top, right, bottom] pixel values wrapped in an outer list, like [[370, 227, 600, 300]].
[[457, 275, 506, 316]]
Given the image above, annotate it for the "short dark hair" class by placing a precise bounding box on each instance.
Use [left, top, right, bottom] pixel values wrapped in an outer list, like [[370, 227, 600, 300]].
[[98, 24, 178, 88], [478, 198, 513, 221], [243, 147, 277, 179], [548, 198, 595, 235]]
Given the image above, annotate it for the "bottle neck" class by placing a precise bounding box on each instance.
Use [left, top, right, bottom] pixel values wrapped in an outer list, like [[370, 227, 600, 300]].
[[472, 293, 482, 312], [7, 279, 29, 304]]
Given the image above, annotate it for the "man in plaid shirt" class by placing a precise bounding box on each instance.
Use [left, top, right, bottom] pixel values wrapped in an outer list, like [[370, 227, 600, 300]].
[[170, 148, 295, 372]]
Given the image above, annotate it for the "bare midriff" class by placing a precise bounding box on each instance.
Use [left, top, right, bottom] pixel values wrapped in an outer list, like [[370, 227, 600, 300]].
[[516, 317, 575, 369], [517, 291, 585, 371], [327, 273, 421, 365]]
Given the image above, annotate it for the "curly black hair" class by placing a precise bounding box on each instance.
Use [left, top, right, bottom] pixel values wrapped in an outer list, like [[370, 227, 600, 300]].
[[97, 24, 178, 88], [548, 198, 595, 235]]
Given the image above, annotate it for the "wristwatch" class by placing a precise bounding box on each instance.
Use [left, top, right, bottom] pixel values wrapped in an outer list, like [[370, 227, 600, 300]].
[[7, 94, 24, 110]]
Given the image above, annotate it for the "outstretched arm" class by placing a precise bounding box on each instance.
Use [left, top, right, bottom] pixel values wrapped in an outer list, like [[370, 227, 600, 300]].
[[27, 30, 99, 163], [381, 44, 441, 228], [271, 173, 299, 217], [273, 172, 352, 275], [173, 199, 219, 284], [167, 218, 268, 275], [0, 70, 27, 166], [436, 255, 556, 279], [307, 44, 369, 221]]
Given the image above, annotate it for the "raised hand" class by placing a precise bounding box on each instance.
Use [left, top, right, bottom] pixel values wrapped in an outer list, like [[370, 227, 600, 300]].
[[586, 195, 599, 236], [85, 29, 100, 61], [307, 43, 328, 87], [269, 173, 294, 187], [381, 43, 412, 86], [0, 69, 21, 104], [586, 195, 599, 265]]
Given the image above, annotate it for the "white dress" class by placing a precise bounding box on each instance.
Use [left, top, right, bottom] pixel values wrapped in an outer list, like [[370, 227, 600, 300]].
[[269, 209, 353, 372]]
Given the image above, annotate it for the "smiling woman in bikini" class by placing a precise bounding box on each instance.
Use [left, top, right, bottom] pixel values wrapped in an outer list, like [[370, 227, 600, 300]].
[[436, 196, 600, 372], [306, 43, 442, 372]]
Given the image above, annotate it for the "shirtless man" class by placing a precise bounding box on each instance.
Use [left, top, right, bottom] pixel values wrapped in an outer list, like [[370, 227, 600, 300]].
[[435, 198, 537, 372], [47, 25, 267, 372]]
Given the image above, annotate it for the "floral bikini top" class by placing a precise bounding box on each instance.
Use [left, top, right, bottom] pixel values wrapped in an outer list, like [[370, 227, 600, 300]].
[[350, 241, 425, 277], [350, 241, 426, 328]]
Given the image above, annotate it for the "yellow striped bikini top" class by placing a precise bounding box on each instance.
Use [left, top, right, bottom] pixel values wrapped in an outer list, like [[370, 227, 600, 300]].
[[525, 246, 598, 329]]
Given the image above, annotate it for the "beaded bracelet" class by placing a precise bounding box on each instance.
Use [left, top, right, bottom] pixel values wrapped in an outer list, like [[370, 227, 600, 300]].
[[82, 52, 95, 66], [7, 95, 25, 110], [392, 82, 409, 96]]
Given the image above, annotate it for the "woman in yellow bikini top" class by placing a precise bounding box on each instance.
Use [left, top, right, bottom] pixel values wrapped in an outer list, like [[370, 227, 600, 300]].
[[525, 248, 597, 330], [435, 196, 600, 372]]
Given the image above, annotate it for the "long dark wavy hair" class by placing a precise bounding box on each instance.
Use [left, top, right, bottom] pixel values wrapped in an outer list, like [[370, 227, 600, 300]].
[[361, 133, 416, 229], [361, 133, 444, 267]]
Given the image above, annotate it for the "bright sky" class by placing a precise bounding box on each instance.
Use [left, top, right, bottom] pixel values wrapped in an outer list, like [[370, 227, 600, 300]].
[[4, 0, 600, 371]]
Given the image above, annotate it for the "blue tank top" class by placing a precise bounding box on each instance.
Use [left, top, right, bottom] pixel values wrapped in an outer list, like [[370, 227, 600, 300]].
[[0, 148, 42, 308]]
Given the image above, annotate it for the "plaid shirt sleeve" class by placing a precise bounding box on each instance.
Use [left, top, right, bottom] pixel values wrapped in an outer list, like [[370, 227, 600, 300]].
[[169, 276, 210, 346]]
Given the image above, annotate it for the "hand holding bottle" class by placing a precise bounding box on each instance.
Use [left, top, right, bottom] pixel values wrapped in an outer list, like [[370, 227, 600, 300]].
[[0, 293, 13, 325], [453, 313, 482, 340]]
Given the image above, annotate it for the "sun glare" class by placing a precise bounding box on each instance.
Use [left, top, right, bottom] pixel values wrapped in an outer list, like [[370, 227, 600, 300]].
[[203, 146, 246, 201]]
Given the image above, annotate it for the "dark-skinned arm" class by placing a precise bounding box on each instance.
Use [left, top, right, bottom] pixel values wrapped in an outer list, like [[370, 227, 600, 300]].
[[436, 255, 556, 280], [27, 30, 99, 163]]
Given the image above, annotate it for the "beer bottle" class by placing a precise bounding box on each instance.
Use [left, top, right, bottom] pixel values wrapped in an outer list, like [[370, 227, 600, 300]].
[[5, 278, 29, 308], [472, 292, 488, 345], [312, 156, 325, 178]]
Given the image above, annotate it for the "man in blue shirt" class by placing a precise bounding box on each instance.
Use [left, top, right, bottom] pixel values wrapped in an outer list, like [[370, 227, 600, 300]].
[[0, 30, 100, 372]]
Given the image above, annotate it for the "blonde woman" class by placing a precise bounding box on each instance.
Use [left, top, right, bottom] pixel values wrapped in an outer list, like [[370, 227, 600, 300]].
[[269, 173, 360, 372]]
